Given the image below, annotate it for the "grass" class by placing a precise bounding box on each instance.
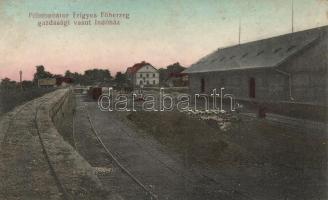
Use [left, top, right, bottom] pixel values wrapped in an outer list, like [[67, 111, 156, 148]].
[[121, 109, 327, 200], [126, 111, 253, 167], [0, 87, 55, 114], [126, 110, 327, 169]]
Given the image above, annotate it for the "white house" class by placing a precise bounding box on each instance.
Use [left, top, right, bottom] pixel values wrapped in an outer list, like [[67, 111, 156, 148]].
[[126, 61, 159, 87]]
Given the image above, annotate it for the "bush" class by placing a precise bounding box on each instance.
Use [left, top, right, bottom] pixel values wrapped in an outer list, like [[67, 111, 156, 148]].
[[0, 87, 55, 114]]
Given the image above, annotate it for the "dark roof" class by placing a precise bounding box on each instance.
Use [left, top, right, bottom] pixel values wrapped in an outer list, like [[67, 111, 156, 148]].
[[126, 61, 154, 74], [56, 77, 73, 85], [169, 72, 188, 78], [184, 26, 327, 73]]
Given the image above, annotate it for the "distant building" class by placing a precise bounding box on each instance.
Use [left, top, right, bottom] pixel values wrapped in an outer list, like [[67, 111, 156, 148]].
[[38, 77, 73, 88], [38, 78, 56, 87], [160, 62, 188, 87], [126, 61, 159, 87], [56, 77, 73, 87], [184, 26, 327, 107], [165, 72, 188, 87]]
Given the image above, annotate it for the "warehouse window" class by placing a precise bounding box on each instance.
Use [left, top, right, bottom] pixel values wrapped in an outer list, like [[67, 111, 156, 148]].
[[249, 78, 255, 98], [220, 78, 225, 85], [200, 78, 205, 92]]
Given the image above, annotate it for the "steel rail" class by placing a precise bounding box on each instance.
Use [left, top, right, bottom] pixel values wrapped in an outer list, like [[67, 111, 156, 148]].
[[33, 93, 71, 200], [1, 91, 71, 200], [84, 106, 159, 200]]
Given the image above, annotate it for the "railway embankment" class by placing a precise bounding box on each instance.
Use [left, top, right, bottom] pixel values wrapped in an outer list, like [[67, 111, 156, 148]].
[[0, 88, 109, 199]]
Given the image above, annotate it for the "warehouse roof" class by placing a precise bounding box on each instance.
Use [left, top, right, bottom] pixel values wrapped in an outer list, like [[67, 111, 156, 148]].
[[184, 26, 327, 73]]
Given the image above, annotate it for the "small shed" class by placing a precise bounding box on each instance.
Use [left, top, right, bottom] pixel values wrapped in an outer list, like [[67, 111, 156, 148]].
[[38, 78, 56, 88]]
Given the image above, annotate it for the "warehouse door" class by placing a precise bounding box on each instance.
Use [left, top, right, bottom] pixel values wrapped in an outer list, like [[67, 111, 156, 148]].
[[200, 78, 205, 92], [249, 77, 255, 98]]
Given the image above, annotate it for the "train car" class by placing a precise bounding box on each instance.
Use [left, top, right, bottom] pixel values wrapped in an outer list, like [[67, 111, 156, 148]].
[[88, 87, 102, 100], [73, 87, 84, 94], [87, 87, 93, 97]]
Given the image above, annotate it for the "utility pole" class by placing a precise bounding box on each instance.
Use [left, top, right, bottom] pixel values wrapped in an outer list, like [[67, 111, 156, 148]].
[[238, 16, 241, 45], [19, 70, 22, 90]]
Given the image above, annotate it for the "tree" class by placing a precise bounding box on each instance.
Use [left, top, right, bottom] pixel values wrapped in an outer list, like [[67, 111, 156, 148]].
[[21, 80, 34, 89], [83, 69, 112, 85], [33, 65, 53, 82], [166, 62, 185, 74], [114, 72, 127, 88], [72, 72, 84, 85], [158, 68, 168, 84], [64, 70, 73, 78], [0, 77, 17, 89], [53, 74, 63, 78], [158, 62, 186, 85]]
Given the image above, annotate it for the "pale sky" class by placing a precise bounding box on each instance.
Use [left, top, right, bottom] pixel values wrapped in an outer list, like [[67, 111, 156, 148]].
[[0, 0, 327, 81]]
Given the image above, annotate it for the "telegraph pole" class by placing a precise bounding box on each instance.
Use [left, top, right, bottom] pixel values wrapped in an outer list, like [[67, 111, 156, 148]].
[[238, 16, 241, 45], [19, 70, 22, 90], [291, 0, 294, 33]]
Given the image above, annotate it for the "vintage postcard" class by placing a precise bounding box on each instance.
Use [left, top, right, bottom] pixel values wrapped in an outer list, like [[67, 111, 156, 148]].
[[0, 0, 327, 199]]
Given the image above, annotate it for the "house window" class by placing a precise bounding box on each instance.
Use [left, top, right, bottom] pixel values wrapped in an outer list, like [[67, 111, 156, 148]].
[[153, 80, 156, 84], [140, 80, 143, 85], [146, 74, 149, 78], [147, 80, 149, 85], [140, 74, 142, 77], [153, 73, 155, 77]]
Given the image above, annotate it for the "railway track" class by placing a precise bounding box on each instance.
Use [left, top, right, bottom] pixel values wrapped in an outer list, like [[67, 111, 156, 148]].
[[0, 92, 70, 200], [110, 113, 256, 200], [81, 105, 256, 200], [115, 119, 255, 200], [72, 89, 256, 200], [83, 105, 159, 200], [34, 98, 70, 200]]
